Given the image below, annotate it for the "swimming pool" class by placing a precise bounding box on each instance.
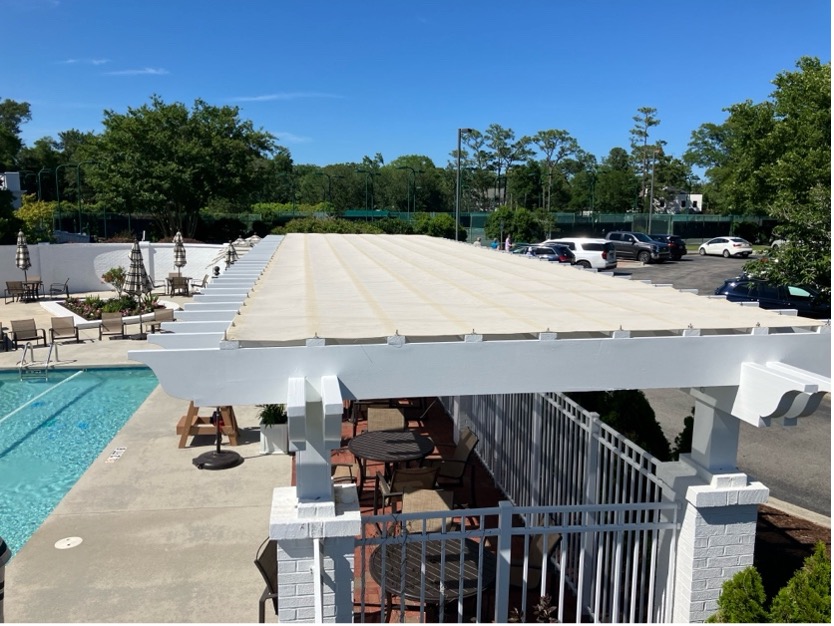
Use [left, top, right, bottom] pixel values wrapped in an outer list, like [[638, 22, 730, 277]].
[[0, 367, 158, 557]]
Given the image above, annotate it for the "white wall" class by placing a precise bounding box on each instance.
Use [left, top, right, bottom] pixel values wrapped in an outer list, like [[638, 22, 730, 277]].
[[0, 241, 229, 295]]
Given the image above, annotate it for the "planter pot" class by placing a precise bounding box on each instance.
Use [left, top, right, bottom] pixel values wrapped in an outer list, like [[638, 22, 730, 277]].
[[260, 423, 288, 455]]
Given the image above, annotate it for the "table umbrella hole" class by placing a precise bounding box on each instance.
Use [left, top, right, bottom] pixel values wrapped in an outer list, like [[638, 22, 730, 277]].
[[55, 537, 83, 550]]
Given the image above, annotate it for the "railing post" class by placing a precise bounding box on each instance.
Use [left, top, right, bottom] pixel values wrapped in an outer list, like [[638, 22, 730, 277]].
[[530, 393, 543, 507], [493, 500, 513, 623], [581, 413, 601, 612]]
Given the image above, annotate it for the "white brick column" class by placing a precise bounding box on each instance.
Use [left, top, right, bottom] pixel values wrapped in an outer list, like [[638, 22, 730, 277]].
[[269, 484, 362, 623], [657, 387, 769, 623]]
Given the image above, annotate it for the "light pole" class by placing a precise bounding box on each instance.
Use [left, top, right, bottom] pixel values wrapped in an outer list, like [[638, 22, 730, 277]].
[[455, 128, 474, 241], [396, 166, 422, 219], [76, 160, 97, 236], [313, 172, 332, 204], [356, 169, 379, 211], [648, 148, 659, 233], [37, 167, 52, 202]]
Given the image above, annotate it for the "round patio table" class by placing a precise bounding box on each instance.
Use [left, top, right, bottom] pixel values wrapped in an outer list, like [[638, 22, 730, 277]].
[[348, 430, 434, 490], [369, 538, 497, 619]]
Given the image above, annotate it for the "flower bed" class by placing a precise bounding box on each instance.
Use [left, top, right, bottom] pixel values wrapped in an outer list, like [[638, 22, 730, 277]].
[[61, 294, 161, 320]]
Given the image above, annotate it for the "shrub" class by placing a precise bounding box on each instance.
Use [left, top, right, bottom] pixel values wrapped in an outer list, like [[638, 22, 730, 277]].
[[768, 541, 830, 623], [101, 266, 126, 296], [672, 408, 694, 460], [566, 390, 671, 461], [706, 566, 768, 623]]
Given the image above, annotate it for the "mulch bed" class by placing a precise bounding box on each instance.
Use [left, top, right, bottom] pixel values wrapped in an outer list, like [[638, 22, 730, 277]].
[[754, 504, 831, 599]]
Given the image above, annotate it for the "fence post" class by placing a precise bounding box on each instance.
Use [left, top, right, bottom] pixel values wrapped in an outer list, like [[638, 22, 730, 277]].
[[530, 393, 543, 507], [581, 413, 601, 612], [493, 500, 513, 623]]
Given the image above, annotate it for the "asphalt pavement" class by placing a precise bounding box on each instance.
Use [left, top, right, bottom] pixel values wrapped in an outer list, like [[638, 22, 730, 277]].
[[617, 252, 831, 517]]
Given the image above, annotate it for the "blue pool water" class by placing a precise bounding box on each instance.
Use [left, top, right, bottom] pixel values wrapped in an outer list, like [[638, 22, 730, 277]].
[[0, 367, 158, 556]]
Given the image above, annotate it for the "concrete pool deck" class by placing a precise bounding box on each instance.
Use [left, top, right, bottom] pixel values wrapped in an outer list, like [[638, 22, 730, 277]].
[[1, 293, 293, 622]]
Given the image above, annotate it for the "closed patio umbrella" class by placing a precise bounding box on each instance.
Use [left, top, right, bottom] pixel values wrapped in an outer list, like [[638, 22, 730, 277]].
[[124, 240, 154, 303], [224, 241, 239, 268], [173, 231, 187, 276], [15, 231, 31, 281]]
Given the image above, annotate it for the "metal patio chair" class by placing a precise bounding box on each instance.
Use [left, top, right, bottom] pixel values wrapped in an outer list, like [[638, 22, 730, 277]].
[[10, 318, 47, 349], [254, 537, 278, 623], [49, 316, 80, 343]]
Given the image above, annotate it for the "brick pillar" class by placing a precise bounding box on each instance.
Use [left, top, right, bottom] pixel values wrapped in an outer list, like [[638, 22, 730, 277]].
[[269, 484, 361, 623], [658, 460, 769, 622]]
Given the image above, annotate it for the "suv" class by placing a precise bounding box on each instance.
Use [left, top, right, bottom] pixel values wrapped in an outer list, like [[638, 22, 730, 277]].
[[541, 238, 617, 271], [605, 231, 671, 263], [649, 234, 687, 260], [513, 244, 575, 264]]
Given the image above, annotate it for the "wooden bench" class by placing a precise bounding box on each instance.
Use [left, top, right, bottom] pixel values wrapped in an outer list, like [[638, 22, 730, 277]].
[[176, 402, 240, 448]]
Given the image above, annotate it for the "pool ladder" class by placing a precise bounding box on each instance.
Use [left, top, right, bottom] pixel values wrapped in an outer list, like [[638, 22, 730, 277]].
[[18, 342, 60, 380]]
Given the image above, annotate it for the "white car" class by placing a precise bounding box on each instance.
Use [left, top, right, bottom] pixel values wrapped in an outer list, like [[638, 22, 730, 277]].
[[698, 237, 753, 258], [541, 237, 617, 271]]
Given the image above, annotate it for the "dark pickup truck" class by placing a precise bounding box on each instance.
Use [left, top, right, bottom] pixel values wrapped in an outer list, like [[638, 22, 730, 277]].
[[604, 231, 671, 263]]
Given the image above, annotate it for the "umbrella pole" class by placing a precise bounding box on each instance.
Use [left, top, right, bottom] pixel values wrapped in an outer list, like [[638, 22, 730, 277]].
[[192, 408, 243, 471]]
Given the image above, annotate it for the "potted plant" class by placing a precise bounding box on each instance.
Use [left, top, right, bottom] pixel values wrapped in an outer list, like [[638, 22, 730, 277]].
[[258, 404, 288, 455]]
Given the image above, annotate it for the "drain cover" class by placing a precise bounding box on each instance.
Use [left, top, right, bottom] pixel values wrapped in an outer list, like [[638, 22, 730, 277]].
[[55, 537, 83, 550]]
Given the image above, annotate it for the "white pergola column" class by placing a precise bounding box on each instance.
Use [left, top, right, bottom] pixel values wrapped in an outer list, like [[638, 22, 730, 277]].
[[270, 375, 360, 622]]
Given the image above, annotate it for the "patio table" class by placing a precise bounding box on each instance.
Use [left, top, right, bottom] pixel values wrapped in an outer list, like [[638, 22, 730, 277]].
[[348, 430, 434, 491], [370, 538, 497, 618]]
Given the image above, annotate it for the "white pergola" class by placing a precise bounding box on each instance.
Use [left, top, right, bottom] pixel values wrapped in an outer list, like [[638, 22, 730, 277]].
[[129, 233, 830, 623]]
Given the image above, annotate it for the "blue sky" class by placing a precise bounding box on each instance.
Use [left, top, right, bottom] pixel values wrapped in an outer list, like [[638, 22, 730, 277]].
[[3, 0, 830, 169]]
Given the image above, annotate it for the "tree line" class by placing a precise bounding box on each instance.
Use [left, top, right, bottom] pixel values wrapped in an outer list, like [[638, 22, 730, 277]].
[[0, 57, 828, 296]]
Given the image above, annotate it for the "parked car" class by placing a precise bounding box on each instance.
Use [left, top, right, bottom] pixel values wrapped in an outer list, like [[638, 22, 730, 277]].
[[714, 276, 830, 319], [698, 237, 753, 258], [604, 231, 671, 263], [649, 234, 687, 260], [513, 244, 575, 264], [541, 237, 617, 271]]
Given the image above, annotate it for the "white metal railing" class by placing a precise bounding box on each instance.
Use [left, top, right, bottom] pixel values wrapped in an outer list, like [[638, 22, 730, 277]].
[[443, 392, 668, 509], [354, 500, 678, 623]]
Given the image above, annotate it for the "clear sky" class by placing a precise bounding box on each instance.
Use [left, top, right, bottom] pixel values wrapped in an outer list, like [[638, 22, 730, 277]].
[[4, 0, 830, 169]]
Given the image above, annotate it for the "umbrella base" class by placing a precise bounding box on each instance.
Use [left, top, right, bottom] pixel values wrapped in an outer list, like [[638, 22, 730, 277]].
[[192, 450, 244, 470]]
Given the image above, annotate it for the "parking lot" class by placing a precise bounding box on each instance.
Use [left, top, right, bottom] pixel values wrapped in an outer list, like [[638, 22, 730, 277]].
[[611, 251, 830, 516], [615, 250, 756, 295]]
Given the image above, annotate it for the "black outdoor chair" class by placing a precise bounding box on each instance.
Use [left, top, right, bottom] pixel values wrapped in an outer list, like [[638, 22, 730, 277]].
[[254, 538, 278, 623]]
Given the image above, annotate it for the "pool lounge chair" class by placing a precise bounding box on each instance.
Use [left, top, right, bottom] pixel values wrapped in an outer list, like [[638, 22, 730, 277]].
[[10, 318, 47, 349], [4, 281, 26, 304], [99, 312, 126, 340], [49, 316, 80, 343], [145, 308, 175, 334]]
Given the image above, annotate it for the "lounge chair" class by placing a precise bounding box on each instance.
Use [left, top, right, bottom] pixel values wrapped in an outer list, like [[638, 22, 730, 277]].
[[367, 407, 406, 432], [4, 281, 26, 304], [48, 278, 70, 299], [190, 274, 209, 292], [401, 488, 454, 534], [49, 316, 80, 343], [99, 311, 125, 340], [168, 276, 190, 296], [424, 426, 480, 506], [145, 308, 175, 334], [374, 465, 439, 516], [10, 318, 47, 349], [254, 538, 278, 623]]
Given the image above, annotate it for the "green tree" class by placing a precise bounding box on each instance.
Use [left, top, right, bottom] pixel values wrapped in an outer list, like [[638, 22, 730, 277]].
[[15, 194, 55, 243], [629, 107, 661, 212], [532, 130, 579, 212], [0, 98, 32, 170], [769, 541, 831, 623], [85, 95, 276, 239], [593, 148, 640, 212], [705, 567, 768, 623], [686, 57, 830, 217], [412, 212, 458, 239]]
